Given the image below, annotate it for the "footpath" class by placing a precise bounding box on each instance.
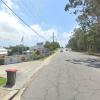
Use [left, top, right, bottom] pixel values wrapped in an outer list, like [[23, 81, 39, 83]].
[[0, 52, 57, 100]]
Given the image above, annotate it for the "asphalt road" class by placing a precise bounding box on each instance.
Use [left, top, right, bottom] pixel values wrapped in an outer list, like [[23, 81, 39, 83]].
[[21, 50, 100, 100]]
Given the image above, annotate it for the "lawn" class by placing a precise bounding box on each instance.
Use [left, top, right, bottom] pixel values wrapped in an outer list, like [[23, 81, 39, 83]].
[[0, 77, 6, 87]]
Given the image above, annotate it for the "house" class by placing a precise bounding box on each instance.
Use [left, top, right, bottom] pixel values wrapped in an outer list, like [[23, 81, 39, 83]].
[[26, 46, 37, 54], [30, 46, 37, 51], [0, 47, 8, 56]]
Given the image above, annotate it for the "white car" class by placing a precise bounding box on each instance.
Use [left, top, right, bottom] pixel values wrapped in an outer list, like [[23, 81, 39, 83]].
[[0, 47, 8, 56], [60, 49, 63, 52]]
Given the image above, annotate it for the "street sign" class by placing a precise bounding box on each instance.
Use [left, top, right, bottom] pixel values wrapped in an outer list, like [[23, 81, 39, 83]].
[[37, 42, 44, 52]]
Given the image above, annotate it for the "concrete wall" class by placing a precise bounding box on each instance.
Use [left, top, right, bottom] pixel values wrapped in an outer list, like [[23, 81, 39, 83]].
[[5, 54, 34, 65]]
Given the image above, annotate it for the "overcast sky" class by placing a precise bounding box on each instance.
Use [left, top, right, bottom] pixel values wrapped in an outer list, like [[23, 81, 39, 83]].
[[0, 0, 78, 47]]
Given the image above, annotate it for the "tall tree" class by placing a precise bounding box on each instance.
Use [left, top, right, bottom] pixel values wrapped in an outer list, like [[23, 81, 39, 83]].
[[65, 0, 100, 52]]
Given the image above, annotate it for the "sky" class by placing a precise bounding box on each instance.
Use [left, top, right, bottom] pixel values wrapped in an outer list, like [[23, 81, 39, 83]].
[[0, 0, 79, 47]]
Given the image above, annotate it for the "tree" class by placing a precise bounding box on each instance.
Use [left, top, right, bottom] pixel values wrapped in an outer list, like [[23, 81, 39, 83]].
[[65, 0, 100, 52], [8, 45, 29, 55], [44, 41, 51, 48], [44, 41, 60, 51]]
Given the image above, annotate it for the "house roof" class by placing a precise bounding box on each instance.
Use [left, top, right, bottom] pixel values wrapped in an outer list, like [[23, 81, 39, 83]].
[[30, 46, 37, 50], [0, 47, 7, 55]]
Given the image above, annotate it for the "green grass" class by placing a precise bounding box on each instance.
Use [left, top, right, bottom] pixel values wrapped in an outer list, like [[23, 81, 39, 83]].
[[0, 77, 7, 87]]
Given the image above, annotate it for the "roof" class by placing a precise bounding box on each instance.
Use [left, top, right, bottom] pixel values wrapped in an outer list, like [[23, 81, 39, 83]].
[[0, 47, 8, 55], [30, 46, 37, 50]]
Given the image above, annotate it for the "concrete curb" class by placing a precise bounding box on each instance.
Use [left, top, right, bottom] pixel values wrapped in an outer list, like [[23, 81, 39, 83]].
[[1, 90, 19, 100], [2, 51, 58, 100]]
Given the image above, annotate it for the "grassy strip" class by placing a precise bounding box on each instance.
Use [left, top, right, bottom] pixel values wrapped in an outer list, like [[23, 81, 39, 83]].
[[0, 77, 6, 87], [82, 52, 100, 57]]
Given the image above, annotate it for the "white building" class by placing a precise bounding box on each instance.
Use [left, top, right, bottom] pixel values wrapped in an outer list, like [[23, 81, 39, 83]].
[[26, 46, 37, 54], [0, 47, 8, 56]]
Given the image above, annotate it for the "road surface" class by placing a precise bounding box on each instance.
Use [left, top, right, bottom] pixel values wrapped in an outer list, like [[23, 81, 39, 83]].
[[21, 50, 100, 100]]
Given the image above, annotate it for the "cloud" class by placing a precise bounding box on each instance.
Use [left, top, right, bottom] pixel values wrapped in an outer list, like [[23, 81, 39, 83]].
[[0, 0, 60, 47], [62, 32, 70, 39], [1, 0, 19, 12], [0, 10, 58, 46], [62, 25, 80, 39], [0, 0, 72, 47]]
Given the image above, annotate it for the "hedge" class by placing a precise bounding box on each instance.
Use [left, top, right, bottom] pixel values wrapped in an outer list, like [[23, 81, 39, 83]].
[[0, 58, 4, 65], [34, 51, 54, 60]]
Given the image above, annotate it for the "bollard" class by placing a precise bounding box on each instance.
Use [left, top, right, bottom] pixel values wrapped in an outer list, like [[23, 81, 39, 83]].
[[6, 69, 17, 85]]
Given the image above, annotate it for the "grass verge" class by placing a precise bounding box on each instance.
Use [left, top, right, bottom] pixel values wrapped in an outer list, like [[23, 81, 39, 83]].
[[0, 77, 7, 87], [82, 52, 100, 57]]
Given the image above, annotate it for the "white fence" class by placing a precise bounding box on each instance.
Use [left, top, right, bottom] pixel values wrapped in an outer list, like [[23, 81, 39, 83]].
[[5, 54, 34, 65]]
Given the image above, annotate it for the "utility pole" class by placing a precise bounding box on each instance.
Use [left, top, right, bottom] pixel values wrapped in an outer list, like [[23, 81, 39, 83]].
[[56, 37, 57, 42], [53, 32, 54, 42]]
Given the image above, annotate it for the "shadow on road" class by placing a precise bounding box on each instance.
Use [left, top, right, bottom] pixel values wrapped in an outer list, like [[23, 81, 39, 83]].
[[65, 58, 100, 68]]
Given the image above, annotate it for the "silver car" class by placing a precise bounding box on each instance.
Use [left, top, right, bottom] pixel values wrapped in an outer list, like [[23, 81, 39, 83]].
[[60, 49, 63, 52]]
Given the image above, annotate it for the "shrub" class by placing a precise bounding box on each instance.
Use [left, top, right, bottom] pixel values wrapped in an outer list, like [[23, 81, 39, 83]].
[[0, 58, 4, 65], [33, 50, 40, 55]]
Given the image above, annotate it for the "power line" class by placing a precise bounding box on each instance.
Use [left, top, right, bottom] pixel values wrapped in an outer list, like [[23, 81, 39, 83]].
[[15, 2, 36, 23], [18, 0, 45, 29], [1, 0, 46, 40], [21, 0, 48, 32], [14, 0, 41, 25], [34, 0, 48, 30], [34, 0, 46, 20], [28, 0, 48, 30], [28, 0, 42, 19], [21, 0, 36, 18]]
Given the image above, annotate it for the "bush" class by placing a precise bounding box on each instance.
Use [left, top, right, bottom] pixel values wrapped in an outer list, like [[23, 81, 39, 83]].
[[45, 53, 50, 56], [34, 55, 41, 60], [33, 50, 40, 55], [40, 54, 45, 58], [0, 58, 4, 65]]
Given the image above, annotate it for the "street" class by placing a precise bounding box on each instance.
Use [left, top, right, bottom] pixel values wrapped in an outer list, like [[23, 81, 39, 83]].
[[21, 50, 100, 100]]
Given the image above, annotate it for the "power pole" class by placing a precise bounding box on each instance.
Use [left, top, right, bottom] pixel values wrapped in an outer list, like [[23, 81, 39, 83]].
[[56, 37, 58, 49], [53, 32, 54, 42]]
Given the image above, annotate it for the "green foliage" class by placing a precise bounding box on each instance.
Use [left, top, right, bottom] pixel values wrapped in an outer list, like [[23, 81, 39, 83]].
[[0, 58, 4, 65], [33, 51, 55, 60], [33, 50, 40, 55], [65, 0, 100, 52], [0, 77, 6, 87], [13, 52, 20, 55], [7, 45, 29, 55], [44, 41, 60, 51]]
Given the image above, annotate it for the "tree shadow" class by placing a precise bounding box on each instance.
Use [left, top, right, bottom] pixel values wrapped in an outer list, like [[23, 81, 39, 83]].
[[65, 58, 100, 68]]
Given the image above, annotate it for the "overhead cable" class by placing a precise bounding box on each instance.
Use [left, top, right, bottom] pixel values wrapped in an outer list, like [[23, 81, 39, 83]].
[[1, 0, 46, 40]]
